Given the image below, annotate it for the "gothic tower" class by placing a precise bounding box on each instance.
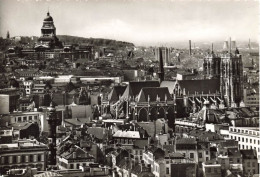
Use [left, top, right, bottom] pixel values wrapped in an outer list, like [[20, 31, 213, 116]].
[[203, 39, 243, 107], [203, 43, 221, 79]]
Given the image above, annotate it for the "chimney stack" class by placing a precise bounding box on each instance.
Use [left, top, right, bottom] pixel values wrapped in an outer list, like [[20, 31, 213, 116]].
[[189, 40, 192, 56]]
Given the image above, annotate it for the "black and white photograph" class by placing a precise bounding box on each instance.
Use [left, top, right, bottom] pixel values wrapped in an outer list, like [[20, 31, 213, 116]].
[[0, 0, 259, 176]]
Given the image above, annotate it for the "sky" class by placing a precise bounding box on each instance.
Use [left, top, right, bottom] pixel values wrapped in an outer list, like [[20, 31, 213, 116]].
[[0, 0, 259, 45]]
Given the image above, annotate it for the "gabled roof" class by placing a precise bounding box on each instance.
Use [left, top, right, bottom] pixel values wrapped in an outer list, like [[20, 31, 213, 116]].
[[177, 79, 220, 94], [60, 145, 94, 160], [160, 81, 176, 94], [108, 85, 127, 103], [121, 81, 160, 99], [137, 87, 171, 102]]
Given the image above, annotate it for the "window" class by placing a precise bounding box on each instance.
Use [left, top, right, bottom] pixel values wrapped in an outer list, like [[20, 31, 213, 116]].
[[238, 137, 240, 141], [214, 168, 218, 173], [21, 156, 25, 163], [242, 138, 244, 142], [247, 162, 250, 167], [29, 155, 33, 162], [77, 163, 80, 169], [4, 156, 8, 164], [252, 162, 255, 167], [190, 153, 194, 159], [208, 168, 211, 173], [38, 154, 41, 161], [34, 116, 37, 120], [183, 153, 186, 157], [206, 151, 208, 155], [13, 156, 17, 164], [18, 117, 21, 122], [29, 116, 32, 121], [166, 167, 169, 174], [199, 153, 202, 158], [206, 157, 209, 161], [23, 117, 27, 122]]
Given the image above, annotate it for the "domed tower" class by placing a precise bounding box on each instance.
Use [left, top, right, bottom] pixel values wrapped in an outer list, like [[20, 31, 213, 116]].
[[35, 11, 62, 50]]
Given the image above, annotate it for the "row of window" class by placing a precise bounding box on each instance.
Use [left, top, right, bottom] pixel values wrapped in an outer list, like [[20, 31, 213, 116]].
[[1, 154, 43, 164], [230, 128, 260, 136], [230, 135, 260, 145], [15, 115, 38, 122], [206, 167, 220, 173]]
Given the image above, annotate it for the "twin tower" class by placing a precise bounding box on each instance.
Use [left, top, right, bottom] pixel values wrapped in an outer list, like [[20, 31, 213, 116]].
[[203, 39, 243, 107]]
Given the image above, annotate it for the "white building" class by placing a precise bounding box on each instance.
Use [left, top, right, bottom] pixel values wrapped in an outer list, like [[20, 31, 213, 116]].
[[229, 127, 260, 162]]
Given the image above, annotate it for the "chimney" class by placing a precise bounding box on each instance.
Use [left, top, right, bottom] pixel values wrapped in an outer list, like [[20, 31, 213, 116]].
[[189, 40, 192, 56], [158, 47, 164, 83], [73, 152, 76, 159]]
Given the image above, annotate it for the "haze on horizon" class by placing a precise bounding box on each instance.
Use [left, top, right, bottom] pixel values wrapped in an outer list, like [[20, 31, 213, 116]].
[[0, 0, 258, 46]]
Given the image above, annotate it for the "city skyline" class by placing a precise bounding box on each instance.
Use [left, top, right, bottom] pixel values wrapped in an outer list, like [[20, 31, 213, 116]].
[[0, 0, 259, 45]]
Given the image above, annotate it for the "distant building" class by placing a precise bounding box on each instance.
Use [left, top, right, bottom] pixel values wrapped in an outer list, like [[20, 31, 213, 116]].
[[0, 139, 48, 174], [35, 11, 62, 50]]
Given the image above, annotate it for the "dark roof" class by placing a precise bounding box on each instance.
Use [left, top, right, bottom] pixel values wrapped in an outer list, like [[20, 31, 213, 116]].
[[227, 149, 242, 157], [176, 138, 197, 145], [240, 149, 257, 159], [133, 139, 149, 149], [219, 139, 238, 148], [87, 127, 106, 140], [137, 87, 171, 102], [121, 81, 160, 99], [178, 79, 220, 94], [108, 85, 127, 103], [11, 122, 37, 130]]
